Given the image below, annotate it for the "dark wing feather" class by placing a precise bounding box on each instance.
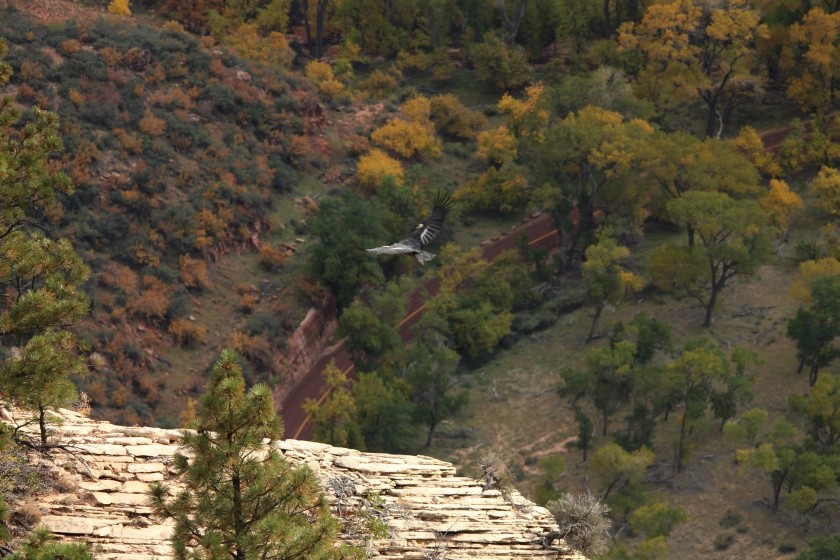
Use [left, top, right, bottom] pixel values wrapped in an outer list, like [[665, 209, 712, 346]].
[[408, 191, 453, 247]]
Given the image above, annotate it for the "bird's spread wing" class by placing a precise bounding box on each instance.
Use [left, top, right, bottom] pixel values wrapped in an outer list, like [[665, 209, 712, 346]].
[[409, 190, 453, 247], [366, 240, 419, 255]]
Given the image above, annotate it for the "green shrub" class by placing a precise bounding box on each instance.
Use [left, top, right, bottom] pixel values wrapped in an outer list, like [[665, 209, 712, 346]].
[[719, 509, 743, 528], [714, 532, 736, 551]]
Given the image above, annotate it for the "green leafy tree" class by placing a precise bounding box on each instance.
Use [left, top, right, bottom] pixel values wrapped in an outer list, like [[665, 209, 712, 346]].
[[590, 442, 655, 502], [789, 374, 840, 448], [303, 361, 364, 449], [733, 411, 839, 513], [404, 319, 466, 449], [786, 275, 840, 386], [307, 191, 387, 309], [629, 502, 687, 539], [581, 231, 644, 342], [150, 349, 355, 560], [338, 281, 406, 369], [561, 341, 636, 437], [667, 337, 729, 472], [0, 41, 89, 447], [797, 535, 840, 560], [352, 371, 417, 452], [646, 132, 761, 245], [709, 347, 758, 429], [533, 106, 654, 267], [651, 191, 772, 327], [468, 32, 531, 91]]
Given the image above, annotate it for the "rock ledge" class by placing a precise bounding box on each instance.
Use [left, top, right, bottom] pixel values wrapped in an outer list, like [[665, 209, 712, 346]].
[[7, 408, 584, 560]]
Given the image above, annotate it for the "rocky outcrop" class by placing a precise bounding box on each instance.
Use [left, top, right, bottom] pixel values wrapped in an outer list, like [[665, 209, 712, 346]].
[[6, 408, 584, 560], [276, 295, 339, 405]]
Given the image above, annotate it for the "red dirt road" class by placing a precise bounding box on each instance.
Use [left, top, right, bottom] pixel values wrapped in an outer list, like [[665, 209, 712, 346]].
[[281, 212, 560, 440]]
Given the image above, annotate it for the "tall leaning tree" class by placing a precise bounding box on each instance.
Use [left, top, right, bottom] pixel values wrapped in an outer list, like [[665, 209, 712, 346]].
[[0, 39, 90, 447], [150, 349, 362, 560]]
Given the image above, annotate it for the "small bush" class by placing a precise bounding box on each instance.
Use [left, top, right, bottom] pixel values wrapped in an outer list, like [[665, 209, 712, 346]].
[[258, 243, 289, 272], [546, 493, 611, 558], [168, 318, 207, 347], [714, 531, 736, 551], [430, 94, 486, 140], [778, 542, 796, 554], [719, 509, 743, 528], [12, 502, 41, 528]]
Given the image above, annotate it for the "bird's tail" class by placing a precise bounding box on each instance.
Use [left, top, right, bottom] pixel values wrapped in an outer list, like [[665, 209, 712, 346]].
[[414, 250, 435, 264]]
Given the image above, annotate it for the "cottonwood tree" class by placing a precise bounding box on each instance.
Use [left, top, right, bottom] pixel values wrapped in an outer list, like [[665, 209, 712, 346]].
[[618, 0, 767, 138], [581, 231, 644, 342], [149, 350, 358, 560], [560, 341, 636, 437], [651, 191, 772, 327], [789, 374, 840, 448], [810, 165, 840, 217], [731, 409, 840, 513], [405, 314, 467, 448], [786, 8, 840, 116], [646, 131, 761, 245], [760, 178, 803, 242], [787, 275, 840, 386], [533, 106, 654, 267], [667, 337, 729, 472]]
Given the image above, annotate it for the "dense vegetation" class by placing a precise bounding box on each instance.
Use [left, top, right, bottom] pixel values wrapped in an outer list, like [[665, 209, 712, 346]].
[[0, 0, 840, 558]]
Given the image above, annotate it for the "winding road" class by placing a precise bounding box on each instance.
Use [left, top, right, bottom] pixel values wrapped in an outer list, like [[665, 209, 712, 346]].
[[281, 211, 561, 440]]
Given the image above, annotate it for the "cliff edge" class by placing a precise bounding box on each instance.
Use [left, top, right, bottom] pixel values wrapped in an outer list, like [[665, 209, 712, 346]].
[[5, 408, 584, 560]]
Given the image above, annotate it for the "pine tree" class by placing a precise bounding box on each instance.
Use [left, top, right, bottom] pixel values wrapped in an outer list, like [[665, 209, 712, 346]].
[[7, 527, 93, 560], [0, 40, 90, 446], [149, 349, 358, 560]]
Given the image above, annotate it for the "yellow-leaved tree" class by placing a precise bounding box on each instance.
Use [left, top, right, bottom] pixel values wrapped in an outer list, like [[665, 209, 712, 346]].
[[497, 83, 548, 140], [810, 165, 840, 216], [368, 96, 442, 160], [108, 0, 131, 15], [357, 149, 404, 192], [759, 178, 803, 241], [618, 0, 767, 138], [789, 257, 840, 303], [305, 60, 344, 100], [786, 8, 840, 116]]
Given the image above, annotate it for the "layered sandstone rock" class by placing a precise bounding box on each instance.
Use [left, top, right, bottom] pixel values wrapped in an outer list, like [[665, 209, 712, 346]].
[[6, 408, 584, 560]]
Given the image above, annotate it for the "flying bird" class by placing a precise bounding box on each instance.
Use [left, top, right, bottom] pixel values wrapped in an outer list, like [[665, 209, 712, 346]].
[[366, 191, 453, 264]]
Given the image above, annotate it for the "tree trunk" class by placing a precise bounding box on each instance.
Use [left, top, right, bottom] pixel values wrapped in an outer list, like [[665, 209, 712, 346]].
[[424, 414, 438, 449], [497, 0, 528, 44], [301, 0, 313, 55], [315, 0, 328, 59], [602, 0, 612, 37], [675, 410, 688, 473], [232, 471, 244, 560], [602, 403, 609, 437], [809, 361, 820, 387], [703, 281, 720, 328], [587, 303, 604, 343], [38, 404, 47, 447], [771, 476, 783, 513]]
